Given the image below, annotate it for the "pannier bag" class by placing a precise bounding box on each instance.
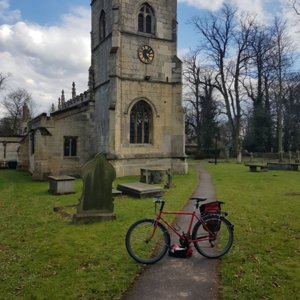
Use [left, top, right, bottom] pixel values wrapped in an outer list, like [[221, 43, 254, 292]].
[[200, 201, 223, 232], [204, 215, 221, 232], [200, 201, 222, 215]]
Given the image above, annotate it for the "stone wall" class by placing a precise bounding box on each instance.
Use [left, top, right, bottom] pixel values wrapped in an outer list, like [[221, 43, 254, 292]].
[[120, 1, 177, 41], [28, 102, 95, 180], [24, 0, 187, 179], [111, 156, 187, 177], [90, 0, 187, 176]]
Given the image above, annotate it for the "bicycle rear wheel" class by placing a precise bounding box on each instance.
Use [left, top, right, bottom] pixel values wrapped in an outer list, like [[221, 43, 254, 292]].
[[192, 215, 234, 258], [125, 218, 170, 264]]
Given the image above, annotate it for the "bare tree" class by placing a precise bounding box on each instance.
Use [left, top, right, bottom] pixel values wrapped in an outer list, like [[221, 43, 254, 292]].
[[0, 72, 9, 92], [183, 50, 218, 154], [283, 73, 300, 152], [0, 88, 32, 135], [192, 4, 256, 162], [269, 18, 295, 156], [242, 24, 274, 152], [289, 0, 300, 15], [286, 0, 300, 37]]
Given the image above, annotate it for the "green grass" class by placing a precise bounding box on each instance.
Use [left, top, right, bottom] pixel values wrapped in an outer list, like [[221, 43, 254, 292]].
[[205, 162, 300, 300], [0, 169, 198, 300], [3, 163, 298, 299]]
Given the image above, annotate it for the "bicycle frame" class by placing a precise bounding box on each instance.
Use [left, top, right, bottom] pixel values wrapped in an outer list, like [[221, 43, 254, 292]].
[[125, 198, 234, 264], [151, 203, 215, 245]]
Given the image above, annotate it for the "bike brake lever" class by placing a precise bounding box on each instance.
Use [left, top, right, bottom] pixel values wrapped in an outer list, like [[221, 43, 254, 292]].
[[153, 197, 161, 203]]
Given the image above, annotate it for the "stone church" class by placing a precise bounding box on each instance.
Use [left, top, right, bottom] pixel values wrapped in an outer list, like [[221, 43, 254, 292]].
[[19, 0, 187, 180]]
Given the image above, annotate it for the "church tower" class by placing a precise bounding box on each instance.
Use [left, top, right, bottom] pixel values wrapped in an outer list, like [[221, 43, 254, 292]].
[[90, 0, 187, 176]]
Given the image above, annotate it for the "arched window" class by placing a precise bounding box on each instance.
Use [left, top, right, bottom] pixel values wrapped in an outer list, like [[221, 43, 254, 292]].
[[130, 101, 152, 144], [99, 10, 106, 41], [138, 3, 155, 34]]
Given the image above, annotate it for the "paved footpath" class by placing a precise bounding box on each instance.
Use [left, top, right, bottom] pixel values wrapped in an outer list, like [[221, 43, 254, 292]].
[[122, 163, 219, 300]]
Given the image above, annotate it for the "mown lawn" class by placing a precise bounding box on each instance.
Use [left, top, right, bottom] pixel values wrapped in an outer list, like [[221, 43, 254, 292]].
[[2, 163, 299, 299], [205, 162, 300, 300], [0, 168, 198, 300]]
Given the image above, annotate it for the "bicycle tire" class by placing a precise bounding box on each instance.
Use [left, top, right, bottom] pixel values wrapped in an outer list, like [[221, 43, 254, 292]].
[[125, 218, 170, 264], [192, 215, 234, 258]]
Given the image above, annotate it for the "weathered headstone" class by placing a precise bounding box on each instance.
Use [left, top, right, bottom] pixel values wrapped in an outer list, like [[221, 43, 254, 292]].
[[225, 147, 230, 162], [279, 151, 284, 162], [140, 168, 167, 184], [164, 169, 175, 189], [73, 153, 116, 224], [296, 150, 300, 163], [250, 152, 253, 163]]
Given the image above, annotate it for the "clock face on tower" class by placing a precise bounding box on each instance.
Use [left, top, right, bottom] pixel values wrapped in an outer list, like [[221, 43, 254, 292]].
[[138, 45, 154, 64]]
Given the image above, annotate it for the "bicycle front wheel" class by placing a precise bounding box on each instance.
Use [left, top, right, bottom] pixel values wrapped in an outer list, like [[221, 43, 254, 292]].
[[192, 215, 234, 258], [125, 218, 170, 264]]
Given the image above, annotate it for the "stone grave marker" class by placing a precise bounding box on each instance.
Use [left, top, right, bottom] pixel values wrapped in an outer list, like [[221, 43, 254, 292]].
[[164, 169, 175, 189], [296, 150, 300, 163], [73, 153, 116, 224], [48, 175, 75, 195]]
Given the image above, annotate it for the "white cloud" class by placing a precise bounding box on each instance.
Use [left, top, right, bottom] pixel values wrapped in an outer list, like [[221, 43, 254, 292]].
[[0, 5, 90, 116], [0, 0, 21, 23], [178, 0, 224, 11], [232, 0, 266, 21], [178, 0, 282, 23], [1, 0, 297, 118], [280, 0, 300, 52]]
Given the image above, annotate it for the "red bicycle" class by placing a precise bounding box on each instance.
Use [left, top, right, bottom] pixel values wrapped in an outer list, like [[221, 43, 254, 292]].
[[125, 197, 234, 264]]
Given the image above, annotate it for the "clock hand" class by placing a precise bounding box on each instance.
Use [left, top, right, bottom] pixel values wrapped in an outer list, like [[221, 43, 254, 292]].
[[143, 50, 149, 59]]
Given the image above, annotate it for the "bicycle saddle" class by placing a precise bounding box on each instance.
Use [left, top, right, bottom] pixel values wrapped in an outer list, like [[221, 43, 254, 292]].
[[190, 197, 207, 202]]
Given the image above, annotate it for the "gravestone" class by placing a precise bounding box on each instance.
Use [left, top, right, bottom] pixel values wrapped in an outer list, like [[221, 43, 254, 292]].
[[164, 169, 176, 189], [140, 168, 167, 184], [48, 175, 75, 195], [73, 153, 116, 224], [296, 150, 300, 163], [250, 152, 253, 163], [117, 182, 164, 198]]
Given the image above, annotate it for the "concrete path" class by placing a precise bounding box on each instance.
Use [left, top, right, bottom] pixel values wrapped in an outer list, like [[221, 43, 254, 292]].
[[122, 163, 219, 300]]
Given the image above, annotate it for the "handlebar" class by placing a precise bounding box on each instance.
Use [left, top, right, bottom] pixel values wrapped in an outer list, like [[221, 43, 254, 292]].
[[153, 196, 207, 212], [153, 197, 165, 212]]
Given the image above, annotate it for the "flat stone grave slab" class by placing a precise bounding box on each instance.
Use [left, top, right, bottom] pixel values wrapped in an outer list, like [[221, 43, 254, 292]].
[[48, 175, 75, 195], [267, 162, 300, 171], [117, 182, 164, 198], [245, 163, 268, 172], [112, 189, 122, 196]]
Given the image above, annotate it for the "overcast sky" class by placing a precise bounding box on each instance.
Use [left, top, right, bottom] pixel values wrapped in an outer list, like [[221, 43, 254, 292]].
[[0, 0, 296, 115]]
